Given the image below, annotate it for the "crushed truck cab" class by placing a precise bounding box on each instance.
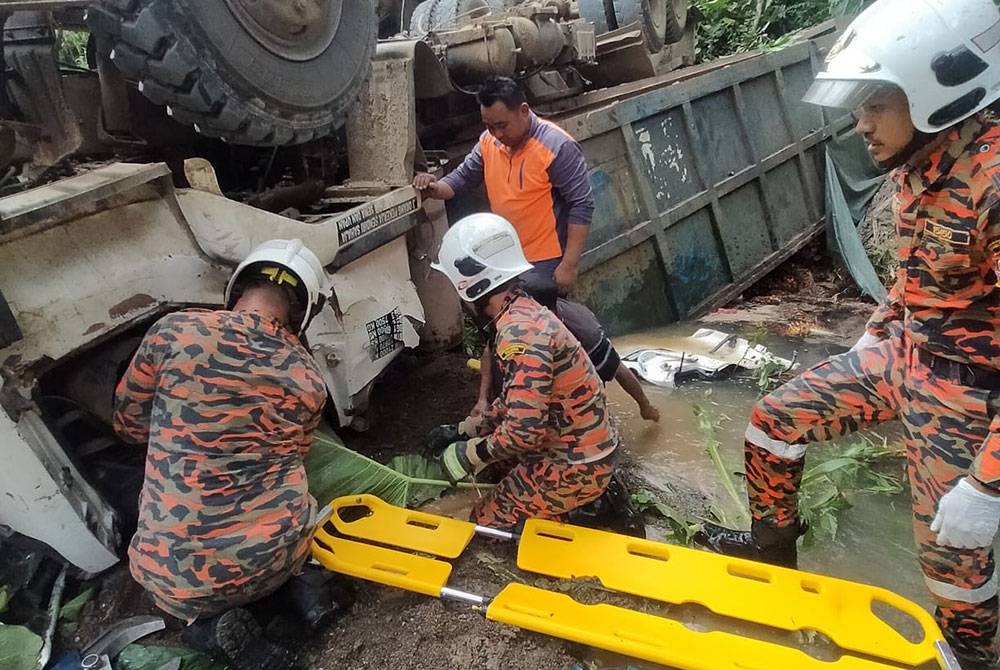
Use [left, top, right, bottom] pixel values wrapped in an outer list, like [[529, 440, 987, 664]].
[[0, 162, 426, 574]]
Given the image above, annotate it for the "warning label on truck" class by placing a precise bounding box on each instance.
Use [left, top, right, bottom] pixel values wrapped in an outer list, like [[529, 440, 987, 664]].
[[366, 308, 403, 360], [337, 197, 418, 247]]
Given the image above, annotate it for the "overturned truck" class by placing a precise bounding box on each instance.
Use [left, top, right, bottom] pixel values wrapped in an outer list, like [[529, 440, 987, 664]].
[[0, 0, 845, 581]]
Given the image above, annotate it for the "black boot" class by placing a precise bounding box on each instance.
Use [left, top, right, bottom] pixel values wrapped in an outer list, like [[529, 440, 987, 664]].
[[280, 565, 355, 633], [566, 473, 647, 538], [182, 608, 299, 670], [693, 518, 806, 569]]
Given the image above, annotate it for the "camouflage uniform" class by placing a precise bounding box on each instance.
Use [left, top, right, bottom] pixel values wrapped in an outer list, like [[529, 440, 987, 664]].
[[113, 309, 327, 623], [743, 114, 1000, 662], [471, 293, 618, 529]]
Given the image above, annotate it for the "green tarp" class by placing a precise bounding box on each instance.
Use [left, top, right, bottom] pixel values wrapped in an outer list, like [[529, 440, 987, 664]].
[[824, 131, 888, 302]]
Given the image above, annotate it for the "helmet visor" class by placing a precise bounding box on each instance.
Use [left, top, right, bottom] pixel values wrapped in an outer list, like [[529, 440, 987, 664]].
[[802, 79, 886, 110]]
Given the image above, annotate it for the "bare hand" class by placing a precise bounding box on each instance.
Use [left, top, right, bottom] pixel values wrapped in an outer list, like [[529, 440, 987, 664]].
[[553, 260, 578, 295], [640, 403, 660, 422], [413, 172, 437, 190], [469, 397, 488, 418]]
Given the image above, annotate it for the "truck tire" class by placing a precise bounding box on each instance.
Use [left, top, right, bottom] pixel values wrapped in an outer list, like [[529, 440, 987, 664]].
[[662, 0, 687, 44], [88, 0, 376, 146], [611, 0, 666, 53]]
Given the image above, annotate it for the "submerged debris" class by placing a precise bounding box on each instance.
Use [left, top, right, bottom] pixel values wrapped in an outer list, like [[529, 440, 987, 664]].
[[622, 329, 794, 388]]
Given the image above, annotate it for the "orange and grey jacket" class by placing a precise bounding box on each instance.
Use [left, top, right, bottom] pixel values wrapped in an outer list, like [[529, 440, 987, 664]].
[[440, 113, 594, 263], [864, 114, 1000, 483], [113, 309, 327, 621], [478, 294, 617, 463]]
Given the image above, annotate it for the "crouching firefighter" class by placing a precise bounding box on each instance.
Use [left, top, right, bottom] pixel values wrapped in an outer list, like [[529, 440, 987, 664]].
[[113, 239, 353, 670], [430, 213, 620, 531], [695, 0, 1000, 666]]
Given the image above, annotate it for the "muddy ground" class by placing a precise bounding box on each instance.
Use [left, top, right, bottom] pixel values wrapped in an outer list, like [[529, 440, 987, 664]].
[[67, 241, 879, 669]]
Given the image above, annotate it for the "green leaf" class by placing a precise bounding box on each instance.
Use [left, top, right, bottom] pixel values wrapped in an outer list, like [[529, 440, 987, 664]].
[[0, 625, 43, 670], [306, 433, 491, 510], [386, 453, 451, 506], [116, 644, 227, 670], [59, 586, 94, 623]]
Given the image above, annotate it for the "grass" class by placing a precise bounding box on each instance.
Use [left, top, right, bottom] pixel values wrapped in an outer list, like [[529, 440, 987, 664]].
[[692, 404, 749, 528]]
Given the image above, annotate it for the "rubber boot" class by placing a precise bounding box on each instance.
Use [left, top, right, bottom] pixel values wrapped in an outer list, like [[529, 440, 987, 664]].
[[693, 518, 806, 569], [181, 608, 299, 670], [279, 565, 356, 633], [566, 473, 647, 538]]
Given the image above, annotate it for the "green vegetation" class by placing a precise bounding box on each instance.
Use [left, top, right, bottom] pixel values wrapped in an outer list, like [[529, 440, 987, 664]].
[[800, 433, 903, 544], [634, 403, 903, 551], [56, 30, 89, 69], [691, 0, 868, 62]]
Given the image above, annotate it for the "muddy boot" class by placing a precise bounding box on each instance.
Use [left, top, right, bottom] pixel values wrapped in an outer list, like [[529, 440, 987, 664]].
[[182, 608, 299, 670], [693, 518, 806, 569], [566, 473, 646, 538], [279, 565, 355, 634]]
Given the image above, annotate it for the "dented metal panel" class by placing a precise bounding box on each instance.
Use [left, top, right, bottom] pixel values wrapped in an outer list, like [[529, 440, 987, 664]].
[[554, 38, 844, 335], [0, 161, 426, 570]]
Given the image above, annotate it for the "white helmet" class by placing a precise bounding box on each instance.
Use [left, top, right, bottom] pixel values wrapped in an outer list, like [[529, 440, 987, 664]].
[[225, 238, 329, 335], [431, 213, 533, 302], [803, 0, 1000, 133]]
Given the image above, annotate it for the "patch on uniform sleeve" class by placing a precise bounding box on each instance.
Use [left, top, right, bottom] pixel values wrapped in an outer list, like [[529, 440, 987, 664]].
[[925, 221, 971, 246], [497, 343, 528, 360]]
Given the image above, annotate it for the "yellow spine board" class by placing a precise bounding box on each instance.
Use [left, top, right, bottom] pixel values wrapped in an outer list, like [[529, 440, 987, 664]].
[[327, 494, 477, 559], [312, 529, 451, 597], [518, 519, 941, 668], [486, 583, 913, 670]]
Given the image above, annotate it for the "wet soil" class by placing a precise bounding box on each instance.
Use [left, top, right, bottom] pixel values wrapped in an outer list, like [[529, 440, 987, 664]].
[[68, 241, 889, 670], [303, 545, 580, 670], [344, 349, 480, 458]]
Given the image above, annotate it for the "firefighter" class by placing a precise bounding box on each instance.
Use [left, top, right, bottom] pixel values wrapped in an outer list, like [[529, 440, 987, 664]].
[[694, 0, 1000, 666], [431, 212, 619, 530], [113, 239, 350, 670]]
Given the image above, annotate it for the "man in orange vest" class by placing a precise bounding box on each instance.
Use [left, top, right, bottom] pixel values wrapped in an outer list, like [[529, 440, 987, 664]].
[[415, 76, 659, 422], [414, 75, 591, 299]]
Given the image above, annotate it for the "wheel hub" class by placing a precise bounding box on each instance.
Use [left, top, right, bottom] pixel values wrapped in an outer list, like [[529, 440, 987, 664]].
[[225, 0, 343, 61]]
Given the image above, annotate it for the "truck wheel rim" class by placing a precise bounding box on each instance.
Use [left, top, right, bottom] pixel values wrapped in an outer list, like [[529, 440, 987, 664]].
[[224, 0, 343, 61]]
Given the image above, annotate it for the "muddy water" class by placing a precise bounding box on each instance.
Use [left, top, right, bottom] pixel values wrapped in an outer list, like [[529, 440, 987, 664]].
[[423, 321, 936, 669], [608, 322, 929, 606]]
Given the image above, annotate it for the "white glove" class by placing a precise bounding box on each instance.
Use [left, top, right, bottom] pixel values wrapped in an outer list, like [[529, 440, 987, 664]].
[[849, 331, 883, 352], [931, 478, 1000, 549], [457, 414, 484, 438]]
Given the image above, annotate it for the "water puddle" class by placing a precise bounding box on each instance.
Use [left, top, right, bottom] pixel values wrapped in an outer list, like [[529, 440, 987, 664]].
[[425, 320, 936, 670], [608, 322, 926, 605]]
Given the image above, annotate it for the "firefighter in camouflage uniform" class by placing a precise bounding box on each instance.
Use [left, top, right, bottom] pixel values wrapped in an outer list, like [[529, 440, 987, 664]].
[[431, 213, 619, 530], [694, 0, 1000, 666], [114, 239, 349, 670]]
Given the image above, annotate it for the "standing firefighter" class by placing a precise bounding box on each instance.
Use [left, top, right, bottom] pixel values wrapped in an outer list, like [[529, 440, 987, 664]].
[[113, 239, 350, 670], [694, 0, 1000, 666], [431, 213, 619, 530]]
